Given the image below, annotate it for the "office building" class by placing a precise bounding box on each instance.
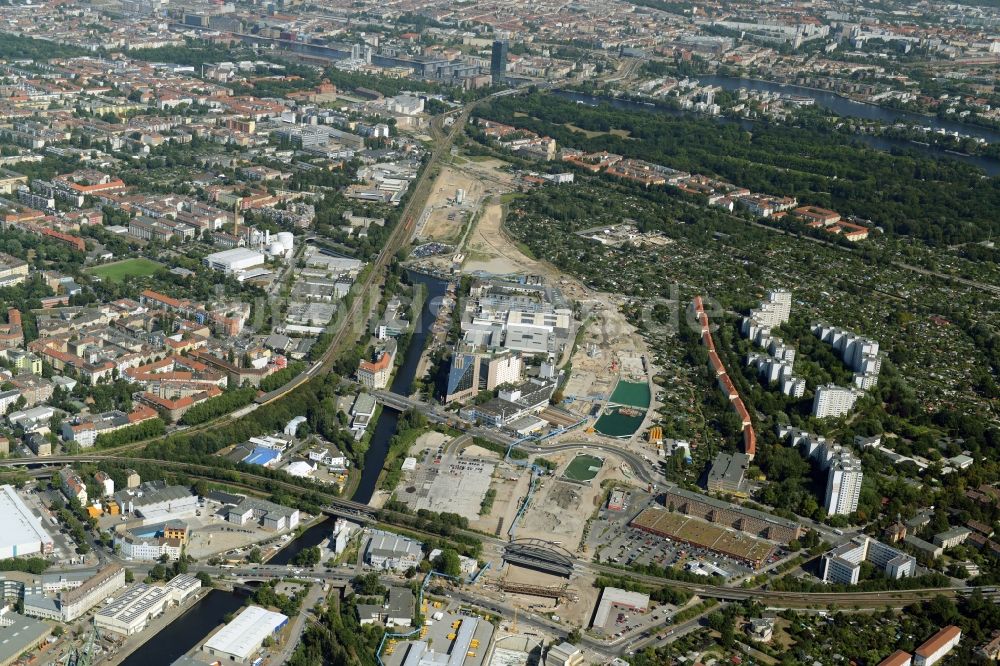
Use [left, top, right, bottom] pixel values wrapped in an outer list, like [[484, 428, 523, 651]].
[[365, 530, 423, 571], [24, 564, 126, 622], [914, 626, 961, 666], [202, 605, 288, 663], [0, 485, 54, 559], [115, 521, 188, 561], [482, 351, 522, 390], [491, 40, 508, 85], [445, 352, 480, 403], [821, 536, 915, 585]]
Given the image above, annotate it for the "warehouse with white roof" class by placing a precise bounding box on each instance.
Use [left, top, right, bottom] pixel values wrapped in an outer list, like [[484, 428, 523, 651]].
[[0, 485, 54, 559], [203, 248, 265, 276], [95, 574, 201, 636], [202, 605, 288, 663]]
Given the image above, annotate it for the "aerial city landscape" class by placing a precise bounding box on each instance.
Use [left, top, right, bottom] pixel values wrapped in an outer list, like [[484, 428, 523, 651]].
[[0, 0, 997, 664]]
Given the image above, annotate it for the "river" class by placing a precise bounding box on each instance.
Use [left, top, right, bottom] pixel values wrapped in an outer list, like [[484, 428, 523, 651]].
[[351, 271, 449, 505], [120, 589, 245, 666], [269, 270, 448, 565], [697, 75, 1000, 144], [553, 89, 1000, 176]]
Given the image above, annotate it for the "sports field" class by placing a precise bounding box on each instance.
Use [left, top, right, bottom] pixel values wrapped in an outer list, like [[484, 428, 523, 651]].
[[609, 380, 651, 408], [563, 454, 604, 482], [87, 258, 163, 282]]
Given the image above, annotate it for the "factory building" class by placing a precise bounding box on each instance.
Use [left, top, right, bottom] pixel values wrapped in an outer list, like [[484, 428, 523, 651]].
[[202, 605, 288, 663], [0, 485, 54, 559], [95, 574, 200, 636]]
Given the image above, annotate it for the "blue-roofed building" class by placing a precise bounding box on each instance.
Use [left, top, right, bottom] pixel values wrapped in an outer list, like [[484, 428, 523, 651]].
[[243, 447, 281, 468]]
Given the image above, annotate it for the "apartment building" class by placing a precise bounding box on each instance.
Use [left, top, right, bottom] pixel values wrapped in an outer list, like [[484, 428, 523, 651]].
[[780, 427, 863, 515], [61, 404, 159, 448], [914, 626, 961, 666], [822, 536, 915, 585], [58, 467, 87, 506], [812, 384, 863, 418], [357, 340, 396, 390], [825, 448, 864, 516]]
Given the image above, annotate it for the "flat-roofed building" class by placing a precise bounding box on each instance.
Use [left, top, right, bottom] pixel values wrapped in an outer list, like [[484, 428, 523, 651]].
[[203, 248, 265, 276], [590, 587, 649, 633], [202, 605, 288, 663], [661, 487, 802, 543], [822, 536, 915, 585], [365, 530, 422, 571], [0, 612, 50, 666], [0, 484, 54, 559], [706, 452, 751, 496], [25, 564, 126, 622], [96, 574, 201, 636]]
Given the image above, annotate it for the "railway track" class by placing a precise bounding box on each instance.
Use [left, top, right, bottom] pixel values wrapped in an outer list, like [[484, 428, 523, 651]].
[[7, 452, 991, 608]]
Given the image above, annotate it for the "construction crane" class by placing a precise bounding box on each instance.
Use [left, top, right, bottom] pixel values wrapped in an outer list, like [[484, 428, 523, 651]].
[[64, 619, 100, 666]]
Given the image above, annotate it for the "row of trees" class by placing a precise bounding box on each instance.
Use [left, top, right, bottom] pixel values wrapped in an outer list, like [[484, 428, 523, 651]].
[[478, 91, 1000, 246], [179, 387, 258, 426]]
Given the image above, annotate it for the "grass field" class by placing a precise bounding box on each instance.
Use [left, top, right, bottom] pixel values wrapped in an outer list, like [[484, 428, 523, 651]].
[[87, 258, 164, 282], [563, 454, 604, 482]]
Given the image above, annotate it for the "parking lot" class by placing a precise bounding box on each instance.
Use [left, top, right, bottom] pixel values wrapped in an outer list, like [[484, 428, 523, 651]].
[[395, 439, 495, 521], [26, 486, 93, 565], [585, 495, 762, 579]]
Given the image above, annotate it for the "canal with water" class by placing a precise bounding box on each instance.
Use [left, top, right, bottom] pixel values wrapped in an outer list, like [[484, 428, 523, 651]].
[[126, 270, 450, 655], [119, 589, 245, 666], [553, 88, 1000, 176], [269, 269, 449, 566], [352, 271, 449, 504]]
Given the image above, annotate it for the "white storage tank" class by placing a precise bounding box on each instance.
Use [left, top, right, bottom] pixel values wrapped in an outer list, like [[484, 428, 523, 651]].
[[267, 241, 285, 257], [276, 232, 294, 254]]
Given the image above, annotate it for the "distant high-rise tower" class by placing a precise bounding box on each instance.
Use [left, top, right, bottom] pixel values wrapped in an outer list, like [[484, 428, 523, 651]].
[[490, 40, 508, 85]]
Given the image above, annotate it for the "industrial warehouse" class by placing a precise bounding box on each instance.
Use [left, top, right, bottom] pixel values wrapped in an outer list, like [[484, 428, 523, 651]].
[[201, 605, 288, 663], [0, 485, 54, 559], [95, 574, 201, 637]]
